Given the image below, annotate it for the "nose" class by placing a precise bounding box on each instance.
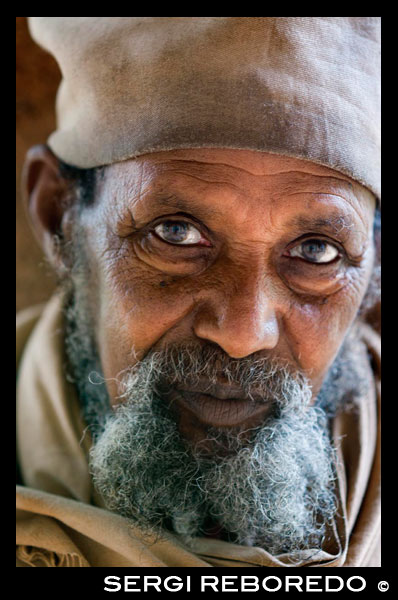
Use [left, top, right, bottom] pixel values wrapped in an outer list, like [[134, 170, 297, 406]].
[[193, 271, 280, 358]]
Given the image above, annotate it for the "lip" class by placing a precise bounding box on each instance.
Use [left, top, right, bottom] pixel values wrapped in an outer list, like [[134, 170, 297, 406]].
[[172, 383, 272, 428]]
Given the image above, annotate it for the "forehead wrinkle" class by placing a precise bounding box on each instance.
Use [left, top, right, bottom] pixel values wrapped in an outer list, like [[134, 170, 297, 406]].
[[148, 154, 355, 183], [155, 158, 349, 191], [268, 180, 354, 203], [163, 167, 244, 197], [151, 158, 257, 180], [162, 163, 360, 213]]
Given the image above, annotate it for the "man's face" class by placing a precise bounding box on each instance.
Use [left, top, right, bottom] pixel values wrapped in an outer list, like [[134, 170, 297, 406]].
[[51, 148, 376, 554], [74, 148, 375, 437]]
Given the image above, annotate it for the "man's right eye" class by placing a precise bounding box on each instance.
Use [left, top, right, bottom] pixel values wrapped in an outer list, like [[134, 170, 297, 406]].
[[154, 221, 210, 246]]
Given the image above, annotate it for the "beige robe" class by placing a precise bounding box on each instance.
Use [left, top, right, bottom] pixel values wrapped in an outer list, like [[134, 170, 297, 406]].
[[16, 294, 381, 567]]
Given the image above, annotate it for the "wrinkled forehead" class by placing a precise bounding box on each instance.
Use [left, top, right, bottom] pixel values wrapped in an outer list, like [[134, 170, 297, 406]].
[[99, 149, 377, 228]]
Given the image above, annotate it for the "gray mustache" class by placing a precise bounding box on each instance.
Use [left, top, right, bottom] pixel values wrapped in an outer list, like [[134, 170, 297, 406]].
[[121, 343, 311, 411]]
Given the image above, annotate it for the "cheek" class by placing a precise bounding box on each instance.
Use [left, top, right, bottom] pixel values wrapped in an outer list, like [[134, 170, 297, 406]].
[[285, 268, 371, 388], [96, 260, 196, 383]]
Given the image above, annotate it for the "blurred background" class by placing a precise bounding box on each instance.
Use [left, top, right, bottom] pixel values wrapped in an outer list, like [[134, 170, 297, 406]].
[[16, 16, 60, 312]]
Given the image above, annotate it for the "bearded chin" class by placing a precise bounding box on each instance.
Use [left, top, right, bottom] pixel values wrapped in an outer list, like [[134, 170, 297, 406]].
[[88, 351, 338, 558]]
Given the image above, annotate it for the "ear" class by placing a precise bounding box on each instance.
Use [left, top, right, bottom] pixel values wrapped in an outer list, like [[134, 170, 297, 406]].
[[21, 144, 75, 274]]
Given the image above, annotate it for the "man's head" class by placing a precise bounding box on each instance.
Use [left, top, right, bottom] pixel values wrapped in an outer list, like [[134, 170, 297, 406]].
[[22, 145, 378, 556]]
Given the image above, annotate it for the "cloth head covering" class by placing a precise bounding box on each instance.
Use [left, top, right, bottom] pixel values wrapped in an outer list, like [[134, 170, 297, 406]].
[[16, 294, 380, 567], [27, 17, 381, 199]]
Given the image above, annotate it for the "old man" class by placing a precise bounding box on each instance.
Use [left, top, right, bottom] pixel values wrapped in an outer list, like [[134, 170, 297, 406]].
[[16, 17, 381, 567]]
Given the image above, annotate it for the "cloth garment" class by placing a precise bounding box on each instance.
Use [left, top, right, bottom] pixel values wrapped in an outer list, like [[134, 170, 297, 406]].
[[16, 294, 381, 567], [27, 17, 381, 199]]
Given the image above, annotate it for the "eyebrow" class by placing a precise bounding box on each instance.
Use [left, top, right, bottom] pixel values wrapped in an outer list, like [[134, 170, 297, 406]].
[[136, 192, 227, 221], [289, 214, 360, 236]]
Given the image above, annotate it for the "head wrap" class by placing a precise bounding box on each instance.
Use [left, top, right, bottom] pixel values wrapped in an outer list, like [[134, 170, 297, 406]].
[[28, 17, 380, 198]]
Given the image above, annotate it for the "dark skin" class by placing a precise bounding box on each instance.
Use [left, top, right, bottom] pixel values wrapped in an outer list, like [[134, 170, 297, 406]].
[[23, 145, 376, 445]]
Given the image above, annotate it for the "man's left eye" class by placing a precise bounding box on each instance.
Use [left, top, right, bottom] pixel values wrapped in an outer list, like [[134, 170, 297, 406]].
[[287, 239, 340, 264], [154, 221, 206, 245]]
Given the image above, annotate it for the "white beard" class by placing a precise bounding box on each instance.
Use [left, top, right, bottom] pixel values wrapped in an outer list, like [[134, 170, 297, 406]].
[[88, 345, 338, 557]]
